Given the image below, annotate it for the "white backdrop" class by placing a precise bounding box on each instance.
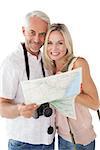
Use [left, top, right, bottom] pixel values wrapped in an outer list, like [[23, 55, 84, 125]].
[[0, 0, 100, 149]]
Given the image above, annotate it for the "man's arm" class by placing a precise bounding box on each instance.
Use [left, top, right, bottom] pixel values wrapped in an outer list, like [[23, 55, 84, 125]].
[[0, 97, 38, 118]]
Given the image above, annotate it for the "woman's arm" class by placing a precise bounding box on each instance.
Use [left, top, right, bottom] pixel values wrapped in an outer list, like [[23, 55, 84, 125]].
[[74, 57, 100, 110]]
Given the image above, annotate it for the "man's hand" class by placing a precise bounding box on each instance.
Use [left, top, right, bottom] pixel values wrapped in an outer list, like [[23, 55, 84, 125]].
[[17, 103, 38, 118]]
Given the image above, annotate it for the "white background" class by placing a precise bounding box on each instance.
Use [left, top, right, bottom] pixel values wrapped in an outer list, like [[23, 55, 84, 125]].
[[0, 0, 100, 149]]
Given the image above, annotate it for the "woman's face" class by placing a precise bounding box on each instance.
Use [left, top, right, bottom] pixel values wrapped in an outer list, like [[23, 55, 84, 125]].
[[47, 31, 67, 61]]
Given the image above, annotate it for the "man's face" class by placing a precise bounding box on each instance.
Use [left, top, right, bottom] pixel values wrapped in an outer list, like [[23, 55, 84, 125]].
[[22, 16, 48, 56]]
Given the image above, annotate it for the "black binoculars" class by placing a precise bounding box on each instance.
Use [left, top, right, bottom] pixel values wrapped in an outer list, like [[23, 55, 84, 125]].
[[33, 102, 54, 134], [33, 102, 53, 119]]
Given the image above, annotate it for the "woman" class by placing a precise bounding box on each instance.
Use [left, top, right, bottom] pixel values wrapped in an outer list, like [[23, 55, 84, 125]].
[[43, 23, 99, 150]]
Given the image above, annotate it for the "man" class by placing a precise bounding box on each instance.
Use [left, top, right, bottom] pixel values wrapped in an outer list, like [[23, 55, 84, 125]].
[[0, 11, 55, 150]]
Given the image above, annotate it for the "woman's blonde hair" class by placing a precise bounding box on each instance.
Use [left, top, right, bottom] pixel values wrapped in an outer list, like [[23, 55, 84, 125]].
[[43, 23, 74, 74]]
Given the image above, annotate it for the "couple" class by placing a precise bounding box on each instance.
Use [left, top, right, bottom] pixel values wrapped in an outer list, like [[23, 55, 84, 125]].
[[0, 10, 99, 150]]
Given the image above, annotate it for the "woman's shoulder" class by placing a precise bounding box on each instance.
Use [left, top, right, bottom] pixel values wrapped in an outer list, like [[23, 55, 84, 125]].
[[74, 57, 89, 70]]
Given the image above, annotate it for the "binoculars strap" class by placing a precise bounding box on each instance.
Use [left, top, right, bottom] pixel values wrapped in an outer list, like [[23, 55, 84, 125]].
[[97, 109, 100, 120], [22, 43, 46, 80], [67, 117, 77, 150]]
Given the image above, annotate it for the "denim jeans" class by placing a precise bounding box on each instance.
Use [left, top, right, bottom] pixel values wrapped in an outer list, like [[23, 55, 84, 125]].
[[8, 138, 55, 150], [58, 136, 95, 150]]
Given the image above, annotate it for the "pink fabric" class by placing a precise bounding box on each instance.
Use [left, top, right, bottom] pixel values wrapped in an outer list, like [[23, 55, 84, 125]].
[[56, 57, 96, 145]]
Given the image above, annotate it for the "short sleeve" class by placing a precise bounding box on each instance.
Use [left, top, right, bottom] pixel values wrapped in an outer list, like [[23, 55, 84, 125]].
[[0, 60, 19, 99]]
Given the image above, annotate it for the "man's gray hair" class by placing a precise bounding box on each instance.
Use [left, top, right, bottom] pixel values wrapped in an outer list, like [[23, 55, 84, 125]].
[[24, 10, 50, 28]]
